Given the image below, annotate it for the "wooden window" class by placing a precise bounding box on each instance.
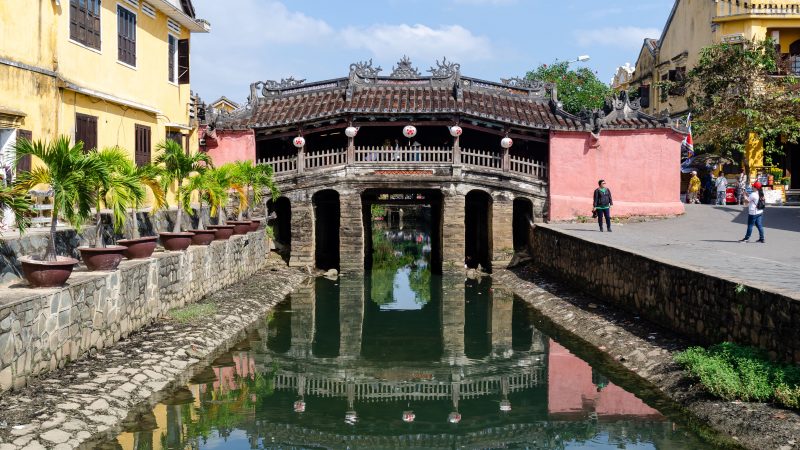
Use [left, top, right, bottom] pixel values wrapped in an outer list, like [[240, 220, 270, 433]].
[[135, 125, 151, 167], [117, 5, 137, 66], [16, 130, 32, 174], [639, 85, 650, 108], [75, 113, 98, 152], [168, 34, 178, 83], [166, 130, 183, 150], [668, 67, 687, 96], [70, 0, 102, 50], [178, 39, 190, 84]]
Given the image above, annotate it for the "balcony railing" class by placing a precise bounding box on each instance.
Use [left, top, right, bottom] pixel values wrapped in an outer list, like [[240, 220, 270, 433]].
[[257, 146, 548, 182], [715, 0, 800, 18]]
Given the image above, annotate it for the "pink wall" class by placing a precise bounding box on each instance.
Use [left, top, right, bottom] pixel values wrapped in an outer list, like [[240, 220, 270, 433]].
[[201, 126, 256, 166], [548, 130, 685, 221], [547, 340, 663, 420]]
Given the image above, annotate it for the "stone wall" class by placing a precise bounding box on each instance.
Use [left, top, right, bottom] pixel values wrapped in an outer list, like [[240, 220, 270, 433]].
[[531, 225, 800, 362], [0, 230, 269, 392]]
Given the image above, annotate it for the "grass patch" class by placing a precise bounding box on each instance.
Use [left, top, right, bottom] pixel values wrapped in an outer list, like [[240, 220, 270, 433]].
[[167, 302, 218, 324], [675, 342, 800, 408]]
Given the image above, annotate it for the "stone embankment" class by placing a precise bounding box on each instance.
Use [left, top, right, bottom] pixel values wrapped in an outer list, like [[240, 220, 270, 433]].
[[499, 267, 800, 450], [0, 259, 304, 449], [531, 224, 800, 363], [0, 228, 268, 394]]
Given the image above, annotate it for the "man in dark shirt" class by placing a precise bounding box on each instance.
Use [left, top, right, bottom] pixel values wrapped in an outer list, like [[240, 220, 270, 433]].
[[593, 179, 613, 232]]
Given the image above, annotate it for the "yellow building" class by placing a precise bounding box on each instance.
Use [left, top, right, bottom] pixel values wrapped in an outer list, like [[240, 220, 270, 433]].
[[624, 0, 800, 190], [0, 0, 210, 184], [209, 96, 240, 113]]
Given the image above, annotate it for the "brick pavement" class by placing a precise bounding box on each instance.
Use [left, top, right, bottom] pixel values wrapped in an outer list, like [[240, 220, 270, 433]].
[[548, 205, 800, 299]]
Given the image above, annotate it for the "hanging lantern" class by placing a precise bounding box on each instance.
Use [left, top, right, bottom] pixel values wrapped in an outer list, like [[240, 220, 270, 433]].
[[449, 126, 463, 137], [403, 125, 418, 139], [293, 400, 306, 413], [500, 400, 512, 412], [402, 410, 416, 423], [447, 411, 462, 424], [345, 410, 358, 425], [345, 126, 359, 138], [501, 137, 514, 149], [293, 136, 306, 148]]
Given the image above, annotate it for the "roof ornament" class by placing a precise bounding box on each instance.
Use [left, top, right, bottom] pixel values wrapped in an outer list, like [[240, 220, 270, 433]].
[[500, 77, 546, 91], [262, 77, 307, 95], [428, 57, 461, 78], [350, 59, 382, 78], [390, 56, 421, 78]]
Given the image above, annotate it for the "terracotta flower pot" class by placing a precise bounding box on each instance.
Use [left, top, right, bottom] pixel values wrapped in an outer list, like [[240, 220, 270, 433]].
[[159, 232, 195, 251], [188, 229, 216, 246], [207, 225, 235, 240], [227, 221, 251, 235], [249, 219, 262, 232], [20, 256, 78, 288], [78, 246, 128, 271], [117, 236, 159, 259]]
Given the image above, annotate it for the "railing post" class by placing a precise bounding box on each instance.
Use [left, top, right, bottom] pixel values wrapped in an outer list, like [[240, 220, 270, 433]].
[[347, 137, 355, 165], [502, 147, 510, 172], [452, 137, 461, 166], [297, 146, 305, 174]]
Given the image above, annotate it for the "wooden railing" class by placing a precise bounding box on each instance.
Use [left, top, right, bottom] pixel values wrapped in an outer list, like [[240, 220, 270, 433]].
[[257, 146, 548, 182]]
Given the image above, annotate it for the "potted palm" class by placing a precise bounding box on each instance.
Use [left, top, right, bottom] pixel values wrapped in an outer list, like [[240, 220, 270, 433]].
[[117, 163, 166, 259], [232, 161, 278, 231], [78, 147, 143, 271], [0, 184, 32, 233], [14, 137, 106, 287], [206, 164, 242, 238], [181, 169, 220, 246], [154, 139, 211, 251]]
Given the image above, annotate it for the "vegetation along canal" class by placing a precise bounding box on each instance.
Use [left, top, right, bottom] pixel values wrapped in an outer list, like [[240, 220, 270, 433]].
[[102, 208, 723, 449]]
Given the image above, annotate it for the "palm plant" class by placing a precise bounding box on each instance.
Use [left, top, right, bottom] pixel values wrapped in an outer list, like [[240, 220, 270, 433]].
[[180, 169, 224, 230], [232, 161, 279, 220], [129, 163, 166, 240], [153, 139, 212, 233], [14, 136, 107, 262], [87, 147, 145, 248], [0, 184, 32, 233], [206, 164, 245, 225]]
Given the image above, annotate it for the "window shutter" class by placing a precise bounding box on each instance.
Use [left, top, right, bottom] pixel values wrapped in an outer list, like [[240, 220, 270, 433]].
[[135, 125, 151, 167], [16, 130, 33, 174], [178, 39, 190, 84], [639, 85, 650, 108], [117, 6, 137, 66], [70, 0, 79, 41], [75, 113, 98, 152]]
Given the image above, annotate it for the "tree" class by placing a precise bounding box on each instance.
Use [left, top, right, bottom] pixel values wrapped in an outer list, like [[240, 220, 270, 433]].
[[154, 140, 212, 233], [181, 169, 224, 230], [661, 38, 800, 162], [231, 161, 278, 220], [14, 137, 107, 261], [87, 147, 145, 248], [205, 164, 244, 226], [0, 184, 32, 233], [129, 163, 166, 240], [525, 61, 611, 115]]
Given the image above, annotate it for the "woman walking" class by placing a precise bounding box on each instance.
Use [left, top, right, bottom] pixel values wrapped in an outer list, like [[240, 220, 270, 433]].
[[593, 179, 613, 232], [740, 181, 765, 243]]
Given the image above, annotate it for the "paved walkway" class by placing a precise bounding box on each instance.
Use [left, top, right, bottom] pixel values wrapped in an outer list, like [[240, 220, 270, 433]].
[[548, 205, 800, 299]]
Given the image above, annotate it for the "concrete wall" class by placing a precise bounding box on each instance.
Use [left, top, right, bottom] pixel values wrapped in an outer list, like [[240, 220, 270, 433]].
[[202, 127, 256, 166], [0, 229, 268, 393], [532, 225, 800, 362], [548, 130, 685, 221]]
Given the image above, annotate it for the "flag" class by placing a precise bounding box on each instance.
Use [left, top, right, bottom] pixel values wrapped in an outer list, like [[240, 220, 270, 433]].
[[681, 114, 694, 159]]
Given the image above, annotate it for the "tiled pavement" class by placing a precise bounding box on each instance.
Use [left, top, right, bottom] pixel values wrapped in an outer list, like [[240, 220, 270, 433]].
[[548, 205, 800, 299]]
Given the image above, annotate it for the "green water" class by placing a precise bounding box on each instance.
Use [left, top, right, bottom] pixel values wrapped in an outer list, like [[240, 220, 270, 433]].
[[111, 218, 719, 449]]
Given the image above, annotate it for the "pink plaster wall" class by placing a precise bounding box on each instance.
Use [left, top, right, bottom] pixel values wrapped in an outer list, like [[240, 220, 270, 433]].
[[548, 130, 685, 221], [201, 126, 256, 166]]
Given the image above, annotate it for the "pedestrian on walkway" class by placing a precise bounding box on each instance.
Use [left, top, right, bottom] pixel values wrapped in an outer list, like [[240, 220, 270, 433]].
[[740, 181, 765, 243], [715, 173, 728, 205], [687, 171, 701, 204], [737, 167, 747, 205], [593, 179, 613, 232]]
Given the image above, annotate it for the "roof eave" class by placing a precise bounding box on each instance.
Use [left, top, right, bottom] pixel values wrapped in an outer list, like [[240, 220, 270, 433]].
[[152, 0, 210, 33]]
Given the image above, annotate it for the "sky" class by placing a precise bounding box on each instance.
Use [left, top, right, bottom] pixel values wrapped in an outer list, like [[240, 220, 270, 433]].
[[190, 0, 675, 104]]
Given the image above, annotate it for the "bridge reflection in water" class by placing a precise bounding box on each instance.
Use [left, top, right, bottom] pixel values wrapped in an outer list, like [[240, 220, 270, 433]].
[[113, 220, 712, 449]]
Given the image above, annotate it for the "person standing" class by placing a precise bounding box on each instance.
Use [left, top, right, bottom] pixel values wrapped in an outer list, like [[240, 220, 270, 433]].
[[715, 173, 728, 205], [740, 181, 765, 243], [687, 171, 701, 204], [737, 168, 747, 205], [593, 179, 613, 232]]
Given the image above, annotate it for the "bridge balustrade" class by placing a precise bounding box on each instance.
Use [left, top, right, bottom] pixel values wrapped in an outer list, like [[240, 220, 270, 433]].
[[257, 146, 548, 182]]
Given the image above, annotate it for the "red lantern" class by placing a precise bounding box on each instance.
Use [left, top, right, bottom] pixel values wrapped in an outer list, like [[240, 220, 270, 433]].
[[449, 126, 463, 137], [403, 126, 417, 139], [293, 136, 306, 148]]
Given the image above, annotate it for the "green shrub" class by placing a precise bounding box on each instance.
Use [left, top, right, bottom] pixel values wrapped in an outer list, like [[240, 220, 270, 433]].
[[168, 302, 218, 323], [675, 342, 800, 408]]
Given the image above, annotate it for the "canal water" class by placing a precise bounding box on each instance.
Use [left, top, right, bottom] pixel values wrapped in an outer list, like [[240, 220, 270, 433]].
[[111, 213, 717, 449]]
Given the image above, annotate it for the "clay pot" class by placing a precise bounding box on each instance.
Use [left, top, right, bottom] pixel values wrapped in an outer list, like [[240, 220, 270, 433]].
[[249, 219, 262, 232], [117, 236, 159, 259], [227, 221, 251, 235], [207, 225, 235, 240], [78, 246, 128, 271], [188, 229, 216, 246], [20, 256, 78, 288], [159, 232, 195, 251]]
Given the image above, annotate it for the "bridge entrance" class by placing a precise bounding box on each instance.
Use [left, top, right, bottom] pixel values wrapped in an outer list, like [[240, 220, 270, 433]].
[[267, 197, 291, 264], [465, 190, 493, 271], [313, 189, 340, 271]]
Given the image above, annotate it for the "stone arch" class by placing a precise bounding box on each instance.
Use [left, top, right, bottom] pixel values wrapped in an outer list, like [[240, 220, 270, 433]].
[[312, 189, 341, 271], [513, 197, 534, 254], [267, 196, 292, 263], [465, 189, 493, 271]]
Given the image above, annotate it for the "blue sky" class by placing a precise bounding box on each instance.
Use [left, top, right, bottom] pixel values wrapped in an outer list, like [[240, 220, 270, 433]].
[[191, 0, 675, 104]]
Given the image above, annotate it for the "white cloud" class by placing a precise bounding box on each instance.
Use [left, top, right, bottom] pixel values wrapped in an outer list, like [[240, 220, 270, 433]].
[[341, 23, 493, 63], [574, 26, 661, 50]]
